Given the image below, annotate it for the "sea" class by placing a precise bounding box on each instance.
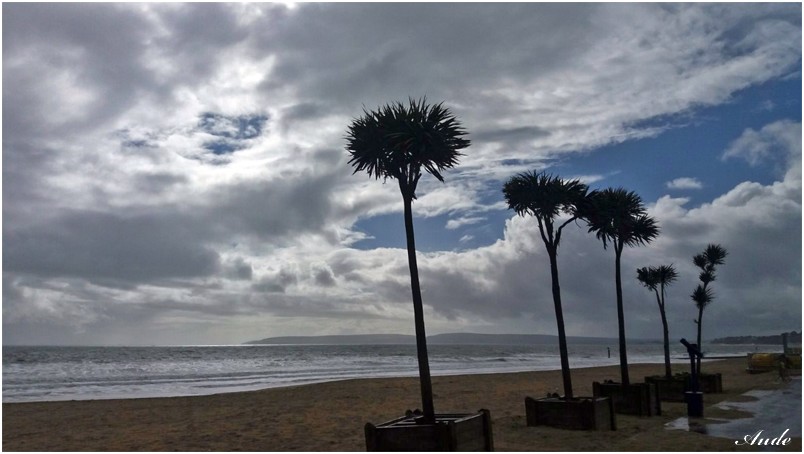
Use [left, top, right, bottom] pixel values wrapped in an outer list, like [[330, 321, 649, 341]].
[[2, 343, 774, 403]]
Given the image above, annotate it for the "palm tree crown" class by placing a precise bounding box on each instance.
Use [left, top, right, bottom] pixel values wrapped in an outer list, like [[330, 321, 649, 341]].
[[691, 244, 727, 310], [503, 171, 588, 249], [346, 97, 469, 199], [636, 267, 660, 292], [691, 243, 727, 373], [636, 264, 678, 378], [583, 188, 659, 250]]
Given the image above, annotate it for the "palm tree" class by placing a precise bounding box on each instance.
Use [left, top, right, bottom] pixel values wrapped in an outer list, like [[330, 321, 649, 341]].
[[636, 265, 678, 378], [691, 244, 727, 372], [582, 188, 659, 385], [503, 172, 589, 399], [345, 98, 469, 423]]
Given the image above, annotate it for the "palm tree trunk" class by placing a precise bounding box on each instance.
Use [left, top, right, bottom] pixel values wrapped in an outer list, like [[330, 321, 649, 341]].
[[696, 306, 704, 374], [615, 246, 630, 385], [548, 248, 573, 399], [654, 288, 672, 378], [402, 196, 435, 423], [661, 311, 671, 378]]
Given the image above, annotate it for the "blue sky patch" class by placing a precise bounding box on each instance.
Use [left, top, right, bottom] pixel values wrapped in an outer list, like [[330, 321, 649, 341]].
[[198, 112, 269, 155]]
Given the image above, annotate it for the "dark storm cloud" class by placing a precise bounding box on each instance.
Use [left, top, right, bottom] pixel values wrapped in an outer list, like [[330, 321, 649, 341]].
[[3, 3, 163, 136], [254, 3, 600, 105], [4, 210, 221, 286], [154, 3, 252, 80], [472, 126, 551, 145], [133, 173, 189, 194], [224, 258, 253, 281], [209, 170, 340, 240]]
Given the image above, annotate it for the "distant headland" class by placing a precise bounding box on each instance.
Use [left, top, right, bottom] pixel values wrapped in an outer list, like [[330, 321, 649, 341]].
[[711, 331, 801, 345]]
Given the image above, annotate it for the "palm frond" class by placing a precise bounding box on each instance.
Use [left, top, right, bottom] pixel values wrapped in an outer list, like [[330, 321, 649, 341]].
[[345, 97, 469, 197], [581, 187, 659, 250], [699, 270, 715, 285], [692, 253, 707, 269], [622, 214, 660, 248], [502, 171, 588, 220], [691, 285, 713, 310], [656, 264, 678, 285], [704, 244, 728, 265], [636, 266, 659, 291]]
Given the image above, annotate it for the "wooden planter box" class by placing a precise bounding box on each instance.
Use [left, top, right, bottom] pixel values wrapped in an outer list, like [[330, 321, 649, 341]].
[[673, 372, 723, 393], [698, 372, 723, 393], [592, 381, 661, 416], [525, 396, 616, 431], [365, 409, 493, 451], [644, 375, 687, 402]]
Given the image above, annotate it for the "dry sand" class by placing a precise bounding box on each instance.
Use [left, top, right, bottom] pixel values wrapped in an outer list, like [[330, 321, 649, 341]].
[[3, 358, 801, 451]]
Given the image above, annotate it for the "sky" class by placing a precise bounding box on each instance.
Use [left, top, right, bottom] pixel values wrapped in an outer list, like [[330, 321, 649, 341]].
[[2, 3, 802, 346]]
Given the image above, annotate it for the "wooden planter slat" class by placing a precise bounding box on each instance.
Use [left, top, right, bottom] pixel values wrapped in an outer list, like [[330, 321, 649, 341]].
[[524, 396, 615, 431], [592, 381, 661, 416], [644, 376, 687, 402], [645, 373, 723, 401], [365, 409, 493, 452], [698, 372, 723, 393]]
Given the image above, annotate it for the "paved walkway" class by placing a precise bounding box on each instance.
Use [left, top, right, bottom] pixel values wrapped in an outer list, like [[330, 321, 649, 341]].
[[667, 377, 801, 446]]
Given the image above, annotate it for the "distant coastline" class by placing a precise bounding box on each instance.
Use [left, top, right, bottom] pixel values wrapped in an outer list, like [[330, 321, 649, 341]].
[[711, 331, 801, 345], [244, 332, 661, 346]]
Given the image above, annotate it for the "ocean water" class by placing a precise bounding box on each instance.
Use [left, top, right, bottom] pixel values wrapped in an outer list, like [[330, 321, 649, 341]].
[[2, 343, 771, 403]]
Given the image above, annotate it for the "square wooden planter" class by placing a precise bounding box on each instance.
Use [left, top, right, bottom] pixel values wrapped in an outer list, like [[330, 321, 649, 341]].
[[698, 372, 723, 393], [644, 375, 687, 402], [365, 409, 493, 451], [673, 372, 723, 393], [592, 381, 661, 416], [525, 396, 616, 431]]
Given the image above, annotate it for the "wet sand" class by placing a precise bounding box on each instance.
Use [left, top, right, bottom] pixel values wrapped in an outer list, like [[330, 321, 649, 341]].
[[3, 358, 801, 451]]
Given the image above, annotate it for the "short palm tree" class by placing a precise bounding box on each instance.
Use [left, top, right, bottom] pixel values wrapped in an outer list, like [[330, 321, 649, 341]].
[[636, 264, 678, 378], [582, 188, 659, 385], [691, 244, 727, 372], [345, 98, 470, 423], [503, 172, 589, 399]]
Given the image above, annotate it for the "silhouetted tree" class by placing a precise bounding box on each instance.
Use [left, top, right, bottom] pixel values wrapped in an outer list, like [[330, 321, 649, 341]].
[[345, 98, 469, 423], [582, 188, 659, 385], [637, 264, 678, 378], [691, 244, 727, 372], [503, 172, 589, 399]]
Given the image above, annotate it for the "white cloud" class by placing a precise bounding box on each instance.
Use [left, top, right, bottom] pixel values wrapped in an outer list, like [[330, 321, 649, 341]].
[[446, 216, 485, 230], [666, 177, 704, 190], [722, 119, 802, 167]]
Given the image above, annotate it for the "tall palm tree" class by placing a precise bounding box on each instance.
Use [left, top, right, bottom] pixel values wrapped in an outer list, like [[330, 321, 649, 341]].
[[503, 172, 589, 399], [345, 98, 469, 423], [582, 188, 659, 385], [637, 264, 678, 378], [691, 244, 727, 372]]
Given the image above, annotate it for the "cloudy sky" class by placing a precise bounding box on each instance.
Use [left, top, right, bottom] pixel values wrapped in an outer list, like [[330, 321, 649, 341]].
[[3, 3, 801, 346]]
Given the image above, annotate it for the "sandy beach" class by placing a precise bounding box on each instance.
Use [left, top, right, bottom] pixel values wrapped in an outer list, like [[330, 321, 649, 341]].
[[3, 358, 800, 451]]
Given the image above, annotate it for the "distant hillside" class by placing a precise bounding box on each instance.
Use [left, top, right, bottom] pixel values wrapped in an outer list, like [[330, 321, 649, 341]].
[[245, 332, 656, 346], [711, 331, 801, 345], [245, 334, 415, 345]]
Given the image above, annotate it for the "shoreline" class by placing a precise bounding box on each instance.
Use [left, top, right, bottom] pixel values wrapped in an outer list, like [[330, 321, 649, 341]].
[[4, 358, 801, 451], [3, 353, 750, 404], [0, 356, 741, 405]]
